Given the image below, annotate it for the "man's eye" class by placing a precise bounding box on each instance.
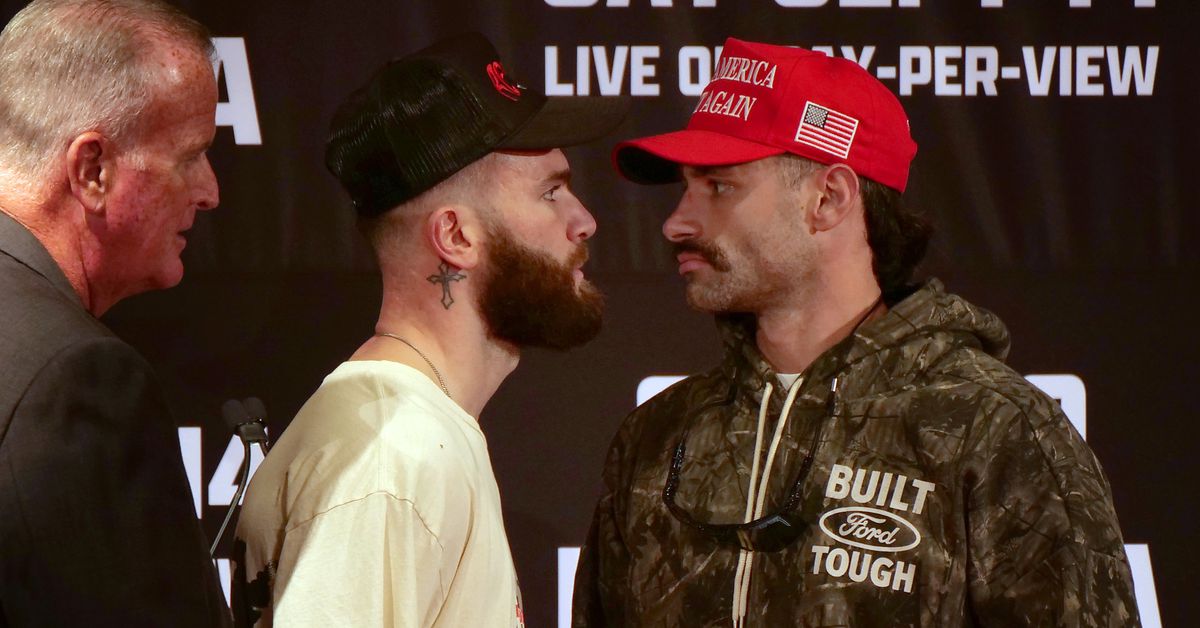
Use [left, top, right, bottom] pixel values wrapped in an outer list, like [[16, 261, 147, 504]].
[[711, 181, 732, 195], [542, 185, 560, 201]]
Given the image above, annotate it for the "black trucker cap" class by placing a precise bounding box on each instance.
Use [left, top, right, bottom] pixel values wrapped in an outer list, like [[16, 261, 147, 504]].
[[325, 32, 630, 216]]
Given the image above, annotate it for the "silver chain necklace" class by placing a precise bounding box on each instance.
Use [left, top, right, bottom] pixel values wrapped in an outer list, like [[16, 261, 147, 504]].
[[375, 333, 451, 399]]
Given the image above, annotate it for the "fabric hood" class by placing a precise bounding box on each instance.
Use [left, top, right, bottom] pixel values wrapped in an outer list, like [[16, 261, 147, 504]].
[[714, 279, 1012, 396]]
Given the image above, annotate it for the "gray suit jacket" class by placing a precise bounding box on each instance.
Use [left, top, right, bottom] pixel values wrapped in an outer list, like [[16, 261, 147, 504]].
[[0, 211, 229, 627]]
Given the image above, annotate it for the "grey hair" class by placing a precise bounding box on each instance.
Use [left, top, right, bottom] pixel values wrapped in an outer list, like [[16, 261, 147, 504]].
[[0, 0, 213, 185]]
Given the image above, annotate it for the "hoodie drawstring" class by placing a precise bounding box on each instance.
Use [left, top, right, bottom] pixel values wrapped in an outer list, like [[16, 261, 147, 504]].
[[731, 376, 804, 628]]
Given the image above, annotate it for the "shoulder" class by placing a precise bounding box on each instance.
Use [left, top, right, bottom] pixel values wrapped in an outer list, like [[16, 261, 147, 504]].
[[1, 335, 156, 443], [0, 257, 113, 405], [852, 343, 1089, 476], [626, 368, 721, 428], [251, 363, 484, 525], [23, 336, 154, 394], [899, 346, 1109, 499], [913, 344, 1068, 435], [290, 361, 480, 457], [605, 366, 727, 468], [920, 352, 1126, 554]]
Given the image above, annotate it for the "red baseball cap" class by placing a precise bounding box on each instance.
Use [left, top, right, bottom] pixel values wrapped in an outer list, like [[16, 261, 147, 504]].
[[614, 38, 917, 193]]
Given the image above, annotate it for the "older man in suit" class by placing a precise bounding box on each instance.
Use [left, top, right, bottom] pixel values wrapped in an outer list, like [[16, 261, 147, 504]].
[[0, 1, 229, 625]]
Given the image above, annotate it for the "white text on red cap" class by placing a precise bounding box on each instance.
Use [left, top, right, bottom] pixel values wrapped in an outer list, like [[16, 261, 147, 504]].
[[693, 91, 758, 121], [712, 55, 778, 89]]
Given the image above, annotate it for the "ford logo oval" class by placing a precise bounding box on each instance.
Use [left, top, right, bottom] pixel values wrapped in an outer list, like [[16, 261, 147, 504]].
[[818, 506, 921, 553]]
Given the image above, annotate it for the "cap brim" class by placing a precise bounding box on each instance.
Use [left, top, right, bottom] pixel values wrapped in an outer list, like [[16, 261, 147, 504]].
[[613, 130, 785, 184], [501, 95, 630, 150]]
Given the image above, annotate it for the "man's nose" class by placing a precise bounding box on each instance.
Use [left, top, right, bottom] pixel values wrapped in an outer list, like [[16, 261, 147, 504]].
[[662, 193, 698, 243]]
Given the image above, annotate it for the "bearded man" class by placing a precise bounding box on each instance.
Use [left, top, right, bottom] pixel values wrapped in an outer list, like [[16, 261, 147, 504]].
[[232, 33, 626, 628]]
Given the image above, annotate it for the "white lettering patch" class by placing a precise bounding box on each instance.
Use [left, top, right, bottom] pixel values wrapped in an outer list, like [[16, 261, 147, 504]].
[[819, 506, 922, 552], [692, 89, 758, 121], [815, 463, 934, 592], [810, 545, 917, 593], [824, 463, 936, 514], [711, 55, 778, 88]]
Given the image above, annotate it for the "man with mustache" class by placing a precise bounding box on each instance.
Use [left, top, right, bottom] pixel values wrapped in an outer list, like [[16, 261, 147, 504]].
[[233, 33, 626, 627], [573, 38, 1139, 626], [0, 1, 228, 625]]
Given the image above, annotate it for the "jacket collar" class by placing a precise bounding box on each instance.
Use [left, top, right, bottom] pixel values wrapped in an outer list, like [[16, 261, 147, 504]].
[[0, 210, 83, 306], [714, 310, 851, 412], [714, 279, 1012, 404]]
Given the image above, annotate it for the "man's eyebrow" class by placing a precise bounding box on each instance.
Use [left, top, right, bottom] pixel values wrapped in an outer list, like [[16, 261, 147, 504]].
[[681, 165, 733, 178], [542, 168, 572, 185]]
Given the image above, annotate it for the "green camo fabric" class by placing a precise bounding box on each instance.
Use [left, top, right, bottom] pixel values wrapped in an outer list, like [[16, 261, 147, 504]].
[[573, 279, 1139, 627]]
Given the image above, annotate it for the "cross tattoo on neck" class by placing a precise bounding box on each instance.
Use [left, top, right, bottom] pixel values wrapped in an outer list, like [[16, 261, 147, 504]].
[[427, 261, 466, 309]]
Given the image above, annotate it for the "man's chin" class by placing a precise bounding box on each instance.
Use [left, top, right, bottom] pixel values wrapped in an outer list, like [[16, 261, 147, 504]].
[[154, 260, 186, 290], [684, 284, 735, 314]]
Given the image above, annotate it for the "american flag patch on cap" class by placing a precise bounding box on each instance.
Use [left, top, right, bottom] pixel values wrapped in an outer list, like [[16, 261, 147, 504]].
[[794, 101, 859, 159]]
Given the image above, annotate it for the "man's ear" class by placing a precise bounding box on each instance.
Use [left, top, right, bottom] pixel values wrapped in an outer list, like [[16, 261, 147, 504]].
[[65, 132, 113, 216], [425, 204, 486, 272], [809, 163, 862, 233]]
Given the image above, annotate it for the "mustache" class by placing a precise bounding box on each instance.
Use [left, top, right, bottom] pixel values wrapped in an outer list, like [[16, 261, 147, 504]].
[[672, 239, 730, 272], [568, 242, 589, 269]]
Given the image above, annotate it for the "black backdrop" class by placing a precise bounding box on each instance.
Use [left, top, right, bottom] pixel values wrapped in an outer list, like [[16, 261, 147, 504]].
[[2, 1, 1194, 625]]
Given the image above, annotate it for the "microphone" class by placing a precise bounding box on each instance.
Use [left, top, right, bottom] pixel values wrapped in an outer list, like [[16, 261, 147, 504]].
[[229, 397, 270, 457], [211, 397, 270, 558]]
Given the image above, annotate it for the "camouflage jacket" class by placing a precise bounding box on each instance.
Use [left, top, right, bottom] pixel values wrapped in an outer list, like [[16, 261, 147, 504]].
[[573, 280, 1139, 627]]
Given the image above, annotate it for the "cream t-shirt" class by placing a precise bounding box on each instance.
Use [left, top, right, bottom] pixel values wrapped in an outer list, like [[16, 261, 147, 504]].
[[234, 361, 525, 627]]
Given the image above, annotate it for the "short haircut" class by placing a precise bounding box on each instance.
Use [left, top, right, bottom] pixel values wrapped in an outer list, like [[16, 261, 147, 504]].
[[777, 154, 932, 299], [0, 0, 214, 183], [358, 153, 497, 257]]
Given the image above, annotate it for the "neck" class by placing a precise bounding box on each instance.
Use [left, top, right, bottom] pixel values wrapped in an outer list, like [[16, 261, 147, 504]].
[[754, 274, 883, 375], [351, 284, 518, 418]]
